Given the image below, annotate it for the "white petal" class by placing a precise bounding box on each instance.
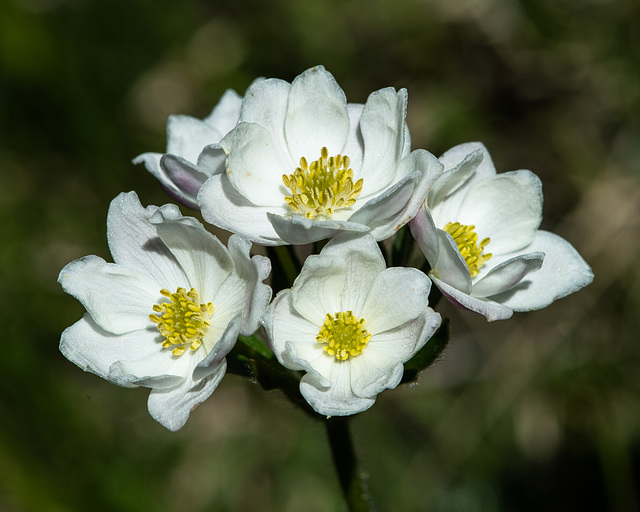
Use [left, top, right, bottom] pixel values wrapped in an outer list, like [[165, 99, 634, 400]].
[[58, 255, 161, 334], [224, 234, 272, 336], [428, 148, 484, 227], [203, 88, 242, 135], [457, 170, 543, 254], [265, 290, 321, 371], [409, 204, 440, 266], [238, 77, 292, 166], [284, 66, 350, 162], [342, 103, 365, 173], [147, 361, 227, 431], [196, 144, 226, 177], [349, 350, 404, 398], [197, 174, 284, 246], [299, 361, 375, 416], [433, 229, 473, 294], [472, 252, 544, 298], [166, 114, 223, 163], [360, 267, 432, 334], [267, 212, 370, 245], [349, 149, 442, 241], [489, 230, 593, 311], [367, 310, 441, 360], [221, 122, 292, 206], [358, 88, 407, 195], [60, 314, 161, 386], [430, 274, 513, 321], [155, 219, 233, 299], [439, 142, 497, 180], [194, 315, 241, 381], [106, 192, 187, 288]]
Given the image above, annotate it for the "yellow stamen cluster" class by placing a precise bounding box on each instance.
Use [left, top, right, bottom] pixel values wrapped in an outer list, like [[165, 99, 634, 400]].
[[316, 311, 371, 361], [282, 147, 363, 219], [443, 221, 492, 277], [149, 287, 214, 356]]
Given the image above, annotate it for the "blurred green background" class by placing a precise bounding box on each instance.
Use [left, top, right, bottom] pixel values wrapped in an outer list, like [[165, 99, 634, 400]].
[[1, 0, 639, 510]]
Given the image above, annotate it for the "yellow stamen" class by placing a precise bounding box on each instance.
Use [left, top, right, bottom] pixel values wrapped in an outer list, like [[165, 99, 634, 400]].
[[150, 287, 214, 356], [443, 221, 492, 277], [317, 311, 371, 361], [282, 147, 363, 219]]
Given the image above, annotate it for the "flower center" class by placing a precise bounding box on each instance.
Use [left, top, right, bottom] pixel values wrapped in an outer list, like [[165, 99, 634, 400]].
[[316, 311, 371, 361], [149, 287, 214, 356], [443, 221, 492, 277], [282, 147, 363, 219]]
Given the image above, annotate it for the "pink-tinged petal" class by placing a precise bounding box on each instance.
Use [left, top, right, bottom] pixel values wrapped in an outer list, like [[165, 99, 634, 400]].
[[196, 144, 226, 177], [154, 219, 233, 299], [361, 267, 432, 334], [159, 154, 209, 210], [60, 314, 161, 386], [239, 77, 292, 168], [433, 229, 473, 294], [350, 150, 442, 241], [197, 174, 283, 246], [284, 66, 350, 163], [299, 360, 376, 416], [409, 204, 440, 266], [267, 212, 370, 245], [358, 88, 407, 195], [106, 192, 187, 288], [349, 350, 404, 399], [489, 230, 594, 311], [58, 256, 161, 335], [221, 122, 292, 206], [457, 170, 543, 255], [166, 114, 223, 163], [342, 103, 365, 173], [430, 274, 513, 321], [203, 88, 242, 135], [147, 361, 227, 431], [471, 252, 544, 298]]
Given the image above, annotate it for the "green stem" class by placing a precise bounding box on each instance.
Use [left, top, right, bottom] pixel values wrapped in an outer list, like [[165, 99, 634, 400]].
[[325, 416, 374, 511]]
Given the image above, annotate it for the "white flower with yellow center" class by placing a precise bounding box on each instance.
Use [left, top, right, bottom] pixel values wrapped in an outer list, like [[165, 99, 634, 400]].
[[58, 192, 271, 431], [410, 142, 594, 321], [133, 88, 244, 210], [263, 233, 442, 416], [197, 65, 443, 245]]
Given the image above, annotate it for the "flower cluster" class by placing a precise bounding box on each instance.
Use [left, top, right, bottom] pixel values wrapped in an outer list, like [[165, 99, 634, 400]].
[[60, 66, 593, 429]]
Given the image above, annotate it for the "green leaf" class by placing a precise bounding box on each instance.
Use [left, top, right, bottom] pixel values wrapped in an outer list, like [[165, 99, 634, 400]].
[[401, 318, 450, 384]]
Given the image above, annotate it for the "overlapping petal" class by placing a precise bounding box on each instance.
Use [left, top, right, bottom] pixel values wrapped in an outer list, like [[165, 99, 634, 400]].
[[198, 65, 443, 245], [59, 192, 271, 430], [263, 233, 441, 416], [411, 142, 593, 320]]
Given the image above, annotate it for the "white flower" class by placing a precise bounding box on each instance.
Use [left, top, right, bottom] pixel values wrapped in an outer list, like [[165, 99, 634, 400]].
[[263, 233, 442, 416], [197, 65, 443, 245], [58, 192, 271, 430], [410, 142, 594, 321], [133, 89, 243, 209]]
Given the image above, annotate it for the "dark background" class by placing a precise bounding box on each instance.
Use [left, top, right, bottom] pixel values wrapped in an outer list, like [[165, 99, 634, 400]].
[[1, 0, 639, 510]]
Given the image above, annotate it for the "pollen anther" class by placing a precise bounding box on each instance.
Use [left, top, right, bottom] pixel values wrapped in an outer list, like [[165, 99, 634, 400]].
[[316, 311, 371, 361], [443, 221, 492, 277], [150, 287, 214, 356], [282, 147, 363, 219]]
